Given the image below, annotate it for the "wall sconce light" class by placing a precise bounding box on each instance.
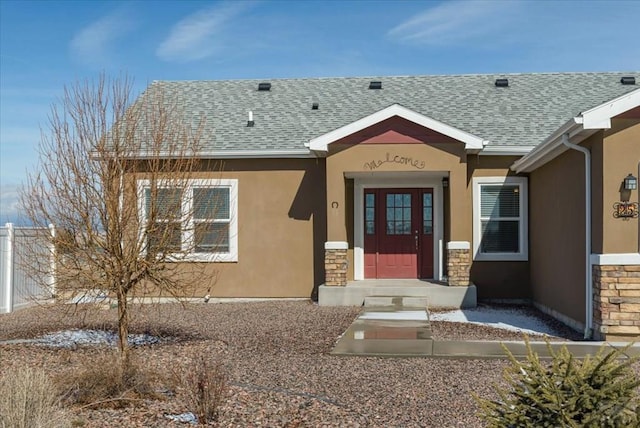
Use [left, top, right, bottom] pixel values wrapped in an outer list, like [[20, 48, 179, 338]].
[[442, 177, 449, 188], [624, 174, 638, 191]]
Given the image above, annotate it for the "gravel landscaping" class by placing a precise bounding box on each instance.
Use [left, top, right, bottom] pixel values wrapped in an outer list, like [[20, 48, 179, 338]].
[[0, 301, 578, 427]]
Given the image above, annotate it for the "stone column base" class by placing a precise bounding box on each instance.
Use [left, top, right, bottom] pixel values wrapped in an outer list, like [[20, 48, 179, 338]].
[[593, 262, 640, 340], [447, 241, 470, 286], [325, 241, 348, 286]]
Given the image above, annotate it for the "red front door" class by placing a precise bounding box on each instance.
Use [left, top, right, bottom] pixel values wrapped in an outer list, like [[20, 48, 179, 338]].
[[364, 188, 434, 279]]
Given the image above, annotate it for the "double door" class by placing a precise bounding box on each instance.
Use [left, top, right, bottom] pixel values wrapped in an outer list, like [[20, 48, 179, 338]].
[[364, 188, 434, 279]]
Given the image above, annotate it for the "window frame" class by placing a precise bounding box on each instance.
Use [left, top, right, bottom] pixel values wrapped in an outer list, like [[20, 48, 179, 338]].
[[138, 178, 238, 262], [472, 176, 528, 261]]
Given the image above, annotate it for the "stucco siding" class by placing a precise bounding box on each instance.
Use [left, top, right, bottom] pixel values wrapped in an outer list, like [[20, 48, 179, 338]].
[[529, 147, 587, 324], [134, 158, 326, 299], [468, 156, 530, 299], [602, 120, 640, 253]]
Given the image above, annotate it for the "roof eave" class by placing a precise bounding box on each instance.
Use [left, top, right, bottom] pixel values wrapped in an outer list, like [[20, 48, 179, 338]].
[[119, 149, 315, 160], [581, 88, 640, 129], [512, 88, 640, 174], [511, 118, 584, 173], [479, 146, 536, 156]]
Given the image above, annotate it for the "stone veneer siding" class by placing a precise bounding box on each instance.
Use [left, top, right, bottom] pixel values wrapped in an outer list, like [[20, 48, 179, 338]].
[[447, 245, 471, 286], [325, 247, 348, 286], [593, 264, 640, 339]]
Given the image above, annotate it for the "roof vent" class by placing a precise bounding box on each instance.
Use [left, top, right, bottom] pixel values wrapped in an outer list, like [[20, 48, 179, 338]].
[[311, 102, 319, 110], [495, 78, 509, 87], [258, 82, 271, 91], [247, 111, 254, 127], [621, 76, 636, 85], [369, 81, 382, 90]]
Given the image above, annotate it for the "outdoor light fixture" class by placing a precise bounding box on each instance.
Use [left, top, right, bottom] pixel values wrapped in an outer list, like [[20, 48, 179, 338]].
[[624, 174, 638, 190], [442, 177, 449, 188]]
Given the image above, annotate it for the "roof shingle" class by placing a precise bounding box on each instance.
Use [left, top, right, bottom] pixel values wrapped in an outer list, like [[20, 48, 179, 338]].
[[140, 72, 639, 153]]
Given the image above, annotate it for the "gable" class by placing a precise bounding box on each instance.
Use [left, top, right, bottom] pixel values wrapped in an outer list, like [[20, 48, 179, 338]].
[[307, 104, 487, 153], [327, 116, 466, 147]]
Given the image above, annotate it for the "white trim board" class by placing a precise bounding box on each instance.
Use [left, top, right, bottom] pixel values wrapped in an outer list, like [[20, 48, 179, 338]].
[[591, 253, 640, 266], [353, 175, 445, 281]]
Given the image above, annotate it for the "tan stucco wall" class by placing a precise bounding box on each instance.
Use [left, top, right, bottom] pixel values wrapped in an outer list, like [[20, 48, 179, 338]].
[[324, 118, 530, 298], [326, 142, 467, 241], [528, 139, 594, 324], [601, 119, 640, 253], [134, 158, 326, 299], [326, 139, 467, 282]]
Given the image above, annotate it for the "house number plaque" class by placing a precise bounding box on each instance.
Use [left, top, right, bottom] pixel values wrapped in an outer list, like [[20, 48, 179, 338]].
[[613, 202, 639, 219]]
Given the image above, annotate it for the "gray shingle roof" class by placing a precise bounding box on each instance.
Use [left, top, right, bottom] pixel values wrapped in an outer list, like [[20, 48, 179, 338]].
[[141, 72, 639, 153]]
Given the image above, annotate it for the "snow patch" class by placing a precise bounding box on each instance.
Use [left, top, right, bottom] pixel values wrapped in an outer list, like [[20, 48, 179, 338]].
[[429, 307, 562, 336], [33, 329, 161, 348], [165, 412, 197, 424]]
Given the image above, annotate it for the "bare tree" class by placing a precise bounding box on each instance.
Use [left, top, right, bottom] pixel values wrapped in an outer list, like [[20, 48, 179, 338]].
[[21, 74, 216, 364]]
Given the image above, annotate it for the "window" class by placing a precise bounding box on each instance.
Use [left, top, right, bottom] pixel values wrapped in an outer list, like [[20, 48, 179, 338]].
[[365, 193, 375, 235], [473, 177, 527, 261], [139, 179, 238, 262], [386, 193, 411, 235]]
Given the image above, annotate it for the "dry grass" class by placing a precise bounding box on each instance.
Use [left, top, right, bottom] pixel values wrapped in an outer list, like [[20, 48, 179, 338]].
[[173, 354, 229, 424], [55, 350, 161, 408], [0, 367, 70, 428]]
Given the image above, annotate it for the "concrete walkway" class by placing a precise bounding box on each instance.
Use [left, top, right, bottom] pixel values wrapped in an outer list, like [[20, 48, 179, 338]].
[[331, 303, 640, 359]]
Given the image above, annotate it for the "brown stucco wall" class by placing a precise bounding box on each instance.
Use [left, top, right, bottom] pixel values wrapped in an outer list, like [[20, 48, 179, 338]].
[[134, 158, 326, 299], [601, 120, 640, 253], [468, 155, 531, 299], [528, 140, 594, 324]]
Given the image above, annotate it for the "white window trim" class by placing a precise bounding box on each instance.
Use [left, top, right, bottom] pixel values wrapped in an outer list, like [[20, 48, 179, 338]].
[[472, 176, 528, 261], [137, 178, 238, 262]]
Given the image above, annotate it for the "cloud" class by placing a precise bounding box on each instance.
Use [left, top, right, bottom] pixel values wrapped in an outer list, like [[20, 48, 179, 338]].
[[388, 0, 518, 45], [0, 184, 22, 225], [69, 10, 135, 66], [157, 2, 254, 62]]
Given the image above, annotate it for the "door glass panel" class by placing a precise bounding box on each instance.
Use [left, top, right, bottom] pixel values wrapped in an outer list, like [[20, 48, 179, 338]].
[[386, 193, 411, 235], [365, 193, 375, 235], [423, 193, 433, 235]]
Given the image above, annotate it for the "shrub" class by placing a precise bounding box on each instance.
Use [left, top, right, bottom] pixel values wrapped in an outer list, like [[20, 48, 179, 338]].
[[476, 339, 640, 427], [56, 350, 158, 407], [174, 354, 228, 424], [0, 367, 69, 428]]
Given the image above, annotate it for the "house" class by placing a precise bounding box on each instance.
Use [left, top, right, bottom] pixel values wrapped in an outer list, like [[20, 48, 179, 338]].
[[134, 72, 640, 340]]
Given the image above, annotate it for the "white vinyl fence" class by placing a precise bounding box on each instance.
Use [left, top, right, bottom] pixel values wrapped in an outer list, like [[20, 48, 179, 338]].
[[0, 223, 56, 313]]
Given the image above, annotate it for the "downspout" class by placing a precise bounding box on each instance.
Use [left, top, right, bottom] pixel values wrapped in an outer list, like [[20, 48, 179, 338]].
[[561, 134, 592, 339]]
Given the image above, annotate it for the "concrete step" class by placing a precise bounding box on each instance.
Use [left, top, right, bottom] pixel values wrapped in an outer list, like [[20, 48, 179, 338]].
[[363, 295, 429, 308]]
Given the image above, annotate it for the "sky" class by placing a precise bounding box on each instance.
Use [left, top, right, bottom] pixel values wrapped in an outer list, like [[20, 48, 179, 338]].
[[1, 0, 639, 224]]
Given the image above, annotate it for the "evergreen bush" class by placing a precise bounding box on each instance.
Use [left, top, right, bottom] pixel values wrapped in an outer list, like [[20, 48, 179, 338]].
[[476, 339, 640, 427]]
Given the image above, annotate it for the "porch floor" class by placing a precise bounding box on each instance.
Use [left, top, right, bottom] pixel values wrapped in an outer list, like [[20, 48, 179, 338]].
[[318, 279, 476, 308]]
